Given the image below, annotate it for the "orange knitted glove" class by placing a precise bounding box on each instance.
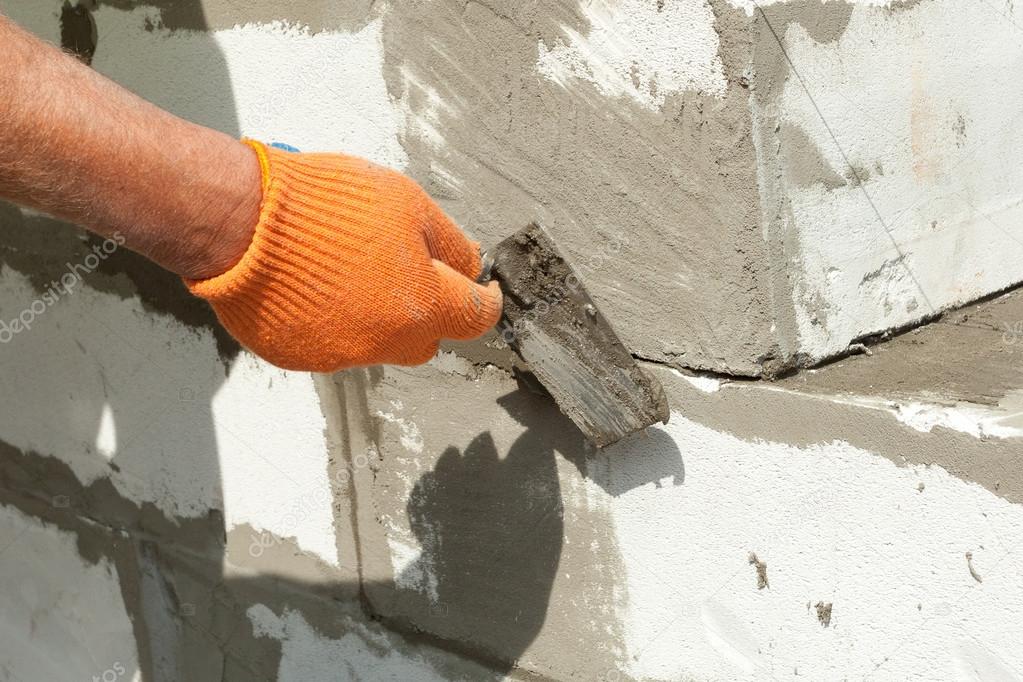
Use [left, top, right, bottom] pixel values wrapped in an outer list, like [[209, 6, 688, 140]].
[[185, 140, 502, 372]]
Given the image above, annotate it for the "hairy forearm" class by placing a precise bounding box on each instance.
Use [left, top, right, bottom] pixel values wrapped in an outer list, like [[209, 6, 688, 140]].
[[0, 14, 259, 278]]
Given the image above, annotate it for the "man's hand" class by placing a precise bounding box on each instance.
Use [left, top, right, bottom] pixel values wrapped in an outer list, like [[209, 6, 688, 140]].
[[186, 141, 502, 372], [0, 14, 501, 371]]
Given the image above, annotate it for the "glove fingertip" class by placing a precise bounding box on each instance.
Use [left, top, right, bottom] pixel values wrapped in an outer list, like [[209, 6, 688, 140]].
[[462, 280, 503, 338], [432, 261, 503, 340]]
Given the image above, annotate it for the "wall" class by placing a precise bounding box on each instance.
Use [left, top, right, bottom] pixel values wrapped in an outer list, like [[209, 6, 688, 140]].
[[1, 1, 1022, 680], [751, 0, 1023, 367]]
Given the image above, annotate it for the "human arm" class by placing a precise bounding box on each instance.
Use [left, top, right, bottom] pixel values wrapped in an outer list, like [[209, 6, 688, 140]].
[[0, 14, 501, 371], [0, 12, 258, 279]]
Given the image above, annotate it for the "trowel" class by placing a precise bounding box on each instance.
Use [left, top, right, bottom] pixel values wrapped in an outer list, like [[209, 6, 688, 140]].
[[482, 223, 669, 448]]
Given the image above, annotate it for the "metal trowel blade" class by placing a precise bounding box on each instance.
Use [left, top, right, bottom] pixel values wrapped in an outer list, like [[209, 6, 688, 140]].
[[488, 223, 669, 448]]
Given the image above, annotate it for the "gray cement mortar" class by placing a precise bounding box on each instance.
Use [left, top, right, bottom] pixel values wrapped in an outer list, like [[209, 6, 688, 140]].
[[378, 0, 775, 376]]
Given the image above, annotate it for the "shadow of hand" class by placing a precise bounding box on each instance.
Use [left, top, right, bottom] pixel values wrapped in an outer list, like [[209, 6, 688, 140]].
[[402, 427, 563, 665]]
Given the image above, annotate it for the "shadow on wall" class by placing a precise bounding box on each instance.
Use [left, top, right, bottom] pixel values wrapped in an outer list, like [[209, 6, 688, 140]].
[[357, 378, 684, 670], [391, 387, 573, 663], [0, 2, 686, 679]]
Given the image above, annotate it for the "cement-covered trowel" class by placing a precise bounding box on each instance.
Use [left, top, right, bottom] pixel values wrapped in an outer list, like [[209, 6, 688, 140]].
[[481, 223, 669, 448]]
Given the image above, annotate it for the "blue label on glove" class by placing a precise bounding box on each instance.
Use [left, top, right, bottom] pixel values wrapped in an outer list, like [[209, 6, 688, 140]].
[[270, 142, 301, 153]]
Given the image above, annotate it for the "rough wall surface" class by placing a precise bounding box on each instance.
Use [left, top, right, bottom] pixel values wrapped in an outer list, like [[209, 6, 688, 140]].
[[1, 1, 1023, 681], [751, 0, 1023, 366]]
